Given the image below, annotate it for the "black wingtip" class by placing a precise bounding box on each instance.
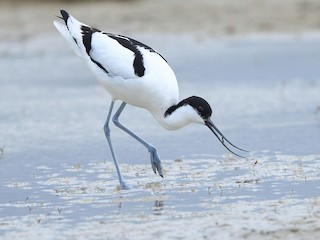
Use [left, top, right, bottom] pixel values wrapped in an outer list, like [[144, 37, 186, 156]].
[[60, 10, 69, 25]]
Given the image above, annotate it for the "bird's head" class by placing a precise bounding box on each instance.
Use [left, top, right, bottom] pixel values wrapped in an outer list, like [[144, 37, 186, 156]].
[[164, 96, 248, 157]]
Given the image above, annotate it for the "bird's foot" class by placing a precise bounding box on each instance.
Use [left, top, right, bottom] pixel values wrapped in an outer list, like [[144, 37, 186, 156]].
[[119, 181, 131, 190], [149, 147, 163, 177]]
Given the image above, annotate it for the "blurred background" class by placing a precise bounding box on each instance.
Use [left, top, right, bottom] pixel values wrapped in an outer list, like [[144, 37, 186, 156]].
[[1, 0, 320, 40], [1, 0, 320, 160], [1, 0, 320, 161]]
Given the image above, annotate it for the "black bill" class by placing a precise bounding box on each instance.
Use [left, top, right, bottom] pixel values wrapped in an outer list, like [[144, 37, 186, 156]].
[[205, 119, 248, 158]]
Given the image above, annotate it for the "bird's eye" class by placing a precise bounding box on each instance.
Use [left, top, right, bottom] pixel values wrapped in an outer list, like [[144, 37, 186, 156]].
[[197, 106, 204, 112]]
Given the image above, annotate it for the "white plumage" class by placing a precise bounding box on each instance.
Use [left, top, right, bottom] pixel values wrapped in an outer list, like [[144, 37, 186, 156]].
[[54, 10, 247, 189], [54, 12, 178, 123]]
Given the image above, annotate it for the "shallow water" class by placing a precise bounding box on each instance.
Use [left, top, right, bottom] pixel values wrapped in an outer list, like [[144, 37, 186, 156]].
[[1, 34, 320, 239]]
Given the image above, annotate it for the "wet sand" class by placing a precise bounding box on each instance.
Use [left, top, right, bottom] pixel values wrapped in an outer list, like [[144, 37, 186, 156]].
[[1, 0, 320, 239], [1, 156, 320, 239]]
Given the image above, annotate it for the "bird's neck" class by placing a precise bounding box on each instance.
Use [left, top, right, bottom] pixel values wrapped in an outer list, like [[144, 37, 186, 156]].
[[151, 100, 200, 130]]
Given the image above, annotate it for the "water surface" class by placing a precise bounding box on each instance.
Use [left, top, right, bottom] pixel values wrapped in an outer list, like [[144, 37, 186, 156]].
[[0, 34, 320, 239]]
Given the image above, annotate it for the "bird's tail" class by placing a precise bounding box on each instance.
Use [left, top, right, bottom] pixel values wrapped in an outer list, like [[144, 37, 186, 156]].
[[53, 10, 88, 57]]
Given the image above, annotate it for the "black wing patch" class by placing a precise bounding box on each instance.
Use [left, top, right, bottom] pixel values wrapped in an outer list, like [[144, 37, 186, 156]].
[[107, 34, 168, 77], [60, 10, 70, 26], [80, 25, 167, 77], [108, 34, 145, 77], [81, 25, 109, 74]]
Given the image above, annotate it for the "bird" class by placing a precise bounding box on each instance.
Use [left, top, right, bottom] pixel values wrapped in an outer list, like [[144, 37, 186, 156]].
[[54, 10, 248, 189]]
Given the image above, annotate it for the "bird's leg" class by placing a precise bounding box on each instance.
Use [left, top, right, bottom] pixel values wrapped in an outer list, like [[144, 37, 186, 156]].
[[112, 102, 163, 177], [103, 100, 130, 190]]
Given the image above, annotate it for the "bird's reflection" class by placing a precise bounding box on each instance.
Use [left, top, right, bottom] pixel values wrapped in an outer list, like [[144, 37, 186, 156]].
[[153, 200, 164, 215], [116, 196, 124, 215], [114, 196, 165, 216]]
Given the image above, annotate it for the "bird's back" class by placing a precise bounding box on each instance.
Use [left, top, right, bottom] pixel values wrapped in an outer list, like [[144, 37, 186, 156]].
[[54, 10, 179, 111]]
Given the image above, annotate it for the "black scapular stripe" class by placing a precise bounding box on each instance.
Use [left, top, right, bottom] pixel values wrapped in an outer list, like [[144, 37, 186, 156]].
[[81, 25, 109, 74], [108, 35, 145, 77]]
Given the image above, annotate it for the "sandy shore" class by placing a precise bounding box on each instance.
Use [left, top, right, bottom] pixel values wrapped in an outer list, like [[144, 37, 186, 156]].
[[1, 0, 320, 42]]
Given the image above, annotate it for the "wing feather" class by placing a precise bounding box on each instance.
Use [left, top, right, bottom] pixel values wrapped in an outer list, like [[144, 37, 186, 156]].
[[54, 10, 167, 80], [89, 32, 138, 79]]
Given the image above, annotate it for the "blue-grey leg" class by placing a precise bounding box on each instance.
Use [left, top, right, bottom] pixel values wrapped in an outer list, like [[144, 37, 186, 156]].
[[112, 102, 163, 177], [103, 100, 130, 190]]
